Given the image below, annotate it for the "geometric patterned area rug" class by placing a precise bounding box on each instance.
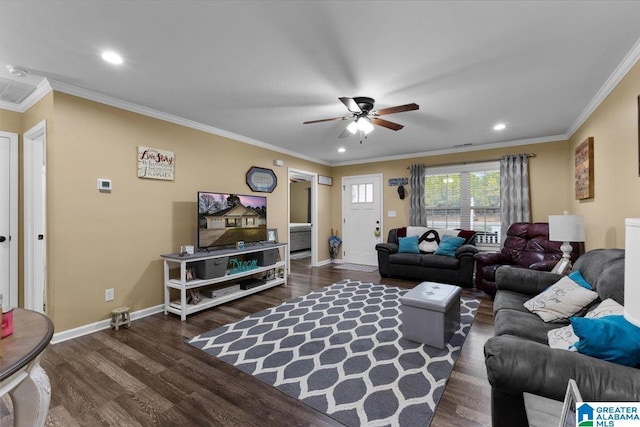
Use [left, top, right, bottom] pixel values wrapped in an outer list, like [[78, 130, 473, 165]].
[[333, 263, 379, 272], [188, 280, 479, 427]]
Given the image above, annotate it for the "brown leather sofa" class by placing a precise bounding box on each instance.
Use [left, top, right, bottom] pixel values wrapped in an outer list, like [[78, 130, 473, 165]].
[[474, 222, 583, 297]]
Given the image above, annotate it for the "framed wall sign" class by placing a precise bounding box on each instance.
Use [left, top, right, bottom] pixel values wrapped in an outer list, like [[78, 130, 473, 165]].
[[137, 146, 175, 181], [246, 166, 277, 193], [575, 137, 594, 200], [318, 175, 333, 186]]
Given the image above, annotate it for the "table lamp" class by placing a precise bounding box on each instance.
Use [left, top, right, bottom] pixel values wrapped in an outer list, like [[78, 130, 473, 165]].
[[549, 212, 585, 271], [625, 218, 640, 327]]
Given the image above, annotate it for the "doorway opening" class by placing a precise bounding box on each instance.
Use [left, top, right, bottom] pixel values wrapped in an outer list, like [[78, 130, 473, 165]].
[[288, 168, 318, 267]]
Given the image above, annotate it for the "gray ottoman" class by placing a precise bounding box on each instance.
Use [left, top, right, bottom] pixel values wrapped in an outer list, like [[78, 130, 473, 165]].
[[399, 281, 462, 349]]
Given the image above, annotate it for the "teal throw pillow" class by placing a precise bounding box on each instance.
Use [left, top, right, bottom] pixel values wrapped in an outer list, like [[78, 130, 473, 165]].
[[568, 270, 592, 290], [398, 235, 420, 254], [433, 235, 465, 257], [571, 315, 640, 367]]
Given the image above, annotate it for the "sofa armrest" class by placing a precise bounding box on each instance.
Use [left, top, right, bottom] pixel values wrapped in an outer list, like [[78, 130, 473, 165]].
[[529, 259, 558, 271], [485, 335, 640, 402], [455, 244, 478, 258], [375, 243, 398, 254], [495, 266, 562, 295]]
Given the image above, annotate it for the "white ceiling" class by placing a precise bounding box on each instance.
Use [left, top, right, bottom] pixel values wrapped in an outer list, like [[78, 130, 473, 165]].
[[1, 1, 640, 165]]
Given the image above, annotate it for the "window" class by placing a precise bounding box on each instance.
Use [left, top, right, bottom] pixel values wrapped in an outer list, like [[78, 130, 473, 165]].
[[351, 183, 373, 203], [424, 162, 500, 246]]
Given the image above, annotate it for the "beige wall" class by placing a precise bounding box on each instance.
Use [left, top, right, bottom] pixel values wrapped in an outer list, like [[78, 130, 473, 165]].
[[289, 180, 310, 223], [568, 59, 640, 250], [331, 140, 572, 239], [6, 55, 639, 332], [19, 92, 332, 331], [0, 108, 22, 133]]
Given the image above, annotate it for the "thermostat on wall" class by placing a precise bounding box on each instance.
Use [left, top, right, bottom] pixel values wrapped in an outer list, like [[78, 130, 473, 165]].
[[97, 178, 112, 192]]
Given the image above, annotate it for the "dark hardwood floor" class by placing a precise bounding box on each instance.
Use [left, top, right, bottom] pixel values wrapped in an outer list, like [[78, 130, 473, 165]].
[[9, 258, 495, 426]]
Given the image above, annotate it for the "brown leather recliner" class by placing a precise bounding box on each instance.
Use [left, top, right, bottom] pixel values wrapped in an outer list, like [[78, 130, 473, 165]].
[[474, 222, 584, 297]]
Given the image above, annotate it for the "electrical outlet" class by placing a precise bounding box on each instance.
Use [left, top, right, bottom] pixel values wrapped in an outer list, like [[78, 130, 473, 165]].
[[105, 288, 114, 302]]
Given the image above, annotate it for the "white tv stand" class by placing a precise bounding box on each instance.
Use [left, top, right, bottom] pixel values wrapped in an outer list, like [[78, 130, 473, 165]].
[[161, 242, 288, 321]]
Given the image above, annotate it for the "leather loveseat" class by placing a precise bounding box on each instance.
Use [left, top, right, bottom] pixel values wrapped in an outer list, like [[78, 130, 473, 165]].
[[484, 249, 640, 427], [375, 227, 478, 287], [474, 222, 583, 297]]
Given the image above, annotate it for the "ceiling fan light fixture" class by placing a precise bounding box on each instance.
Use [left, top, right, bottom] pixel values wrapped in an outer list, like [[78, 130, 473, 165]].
[[357, 117, 374, 134], [346, 121, 358, 134]]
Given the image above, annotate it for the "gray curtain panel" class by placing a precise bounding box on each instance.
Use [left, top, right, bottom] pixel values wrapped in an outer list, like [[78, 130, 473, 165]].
[[409, 164, 427, 226], [500, 154, 531, 243]]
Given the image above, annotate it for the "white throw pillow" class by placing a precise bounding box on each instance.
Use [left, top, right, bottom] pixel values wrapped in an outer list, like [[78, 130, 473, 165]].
[[418, 240, 439, 253], [547, 298, 624, 350], [547, 325, 579, 351], [524, 276, 598, 322]]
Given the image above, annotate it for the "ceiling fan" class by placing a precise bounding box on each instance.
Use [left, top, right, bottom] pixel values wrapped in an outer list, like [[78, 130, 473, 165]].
[[303, 96, 419, 139]]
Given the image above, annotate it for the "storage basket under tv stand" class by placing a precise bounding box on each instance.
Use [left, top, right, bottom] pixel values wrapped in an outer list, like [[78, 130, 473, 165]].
[[161, 242, 288, 321]]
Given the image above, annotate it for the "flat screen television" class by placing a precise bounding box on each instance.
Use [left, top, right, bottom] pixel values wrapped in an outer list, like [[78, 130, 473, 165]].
[[197, 191, 267, 250]]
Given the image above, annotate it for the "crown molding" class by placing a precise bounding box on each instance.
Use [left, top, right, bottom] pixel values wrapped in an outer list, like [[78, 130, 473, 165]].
[[21, 79, 53, 111], [330, 134, 567, 167], [566, 36, 640, 138], [48, 80, 331, 166]]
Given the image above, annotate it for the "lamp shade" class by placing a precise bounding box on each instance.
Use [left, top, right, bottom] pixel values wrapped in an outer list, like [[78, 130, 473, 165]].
[[625, 218, 640, 327], [548, 214, 586, 242]]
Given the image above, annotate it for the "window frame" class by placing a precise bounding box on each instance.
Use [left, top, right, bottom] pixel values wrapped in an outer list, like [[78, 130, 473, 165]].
[[423, 161, 501, 250]]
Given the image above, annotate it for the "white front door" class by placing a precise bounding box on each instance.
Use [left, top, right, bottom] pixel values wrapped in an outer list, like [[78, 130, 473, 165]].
[[342, 174, 383, 265], [0, 132, 18, 310]]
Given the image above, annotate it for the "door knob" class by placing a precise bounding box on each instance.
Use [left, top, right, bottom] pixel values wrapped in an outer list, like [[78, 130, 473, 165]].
[[0, 236, 5, 242]]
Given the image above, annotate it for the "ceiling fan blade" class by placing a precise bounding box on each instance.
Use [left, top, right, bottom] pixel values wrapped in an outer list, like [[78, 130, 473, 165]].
[[339, 97, 362, 113], [375, 103, 419, 116], [338, 127, 353, 139], [303, 116, 348, 124], [371, 117, 404, 131]]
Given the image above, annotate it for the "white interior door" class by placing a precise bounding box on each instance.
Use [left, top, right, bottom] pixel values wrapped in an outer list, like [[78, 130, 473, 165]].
[[0, 132, 18, 310], [24, 121, 47, 313], [342, 174, 383, 265]]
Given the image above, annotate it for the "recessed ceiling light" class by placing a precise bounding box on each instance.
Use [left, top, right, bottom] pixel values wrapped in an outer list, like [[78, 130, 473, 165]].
[[338, 147, 346, 153], [6, 65, 29, 77], [493, 123, 506, 131], [101, 51, 123, 65]]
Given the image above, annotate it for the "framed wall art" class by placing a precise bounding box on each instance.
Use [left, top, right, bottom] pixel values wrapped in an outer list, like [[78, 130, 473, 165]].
[[246, 166, 277, 193], [137, 146, 175, 181], [318, 175, 333, 186], [575, 137, 594, 200]]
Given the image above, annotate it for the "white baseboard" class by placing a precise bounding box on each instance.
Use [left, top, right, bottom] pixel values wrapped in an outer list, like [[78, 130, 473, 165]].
[[317, 258, 338, 267], [50, 304, 165, 344]]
